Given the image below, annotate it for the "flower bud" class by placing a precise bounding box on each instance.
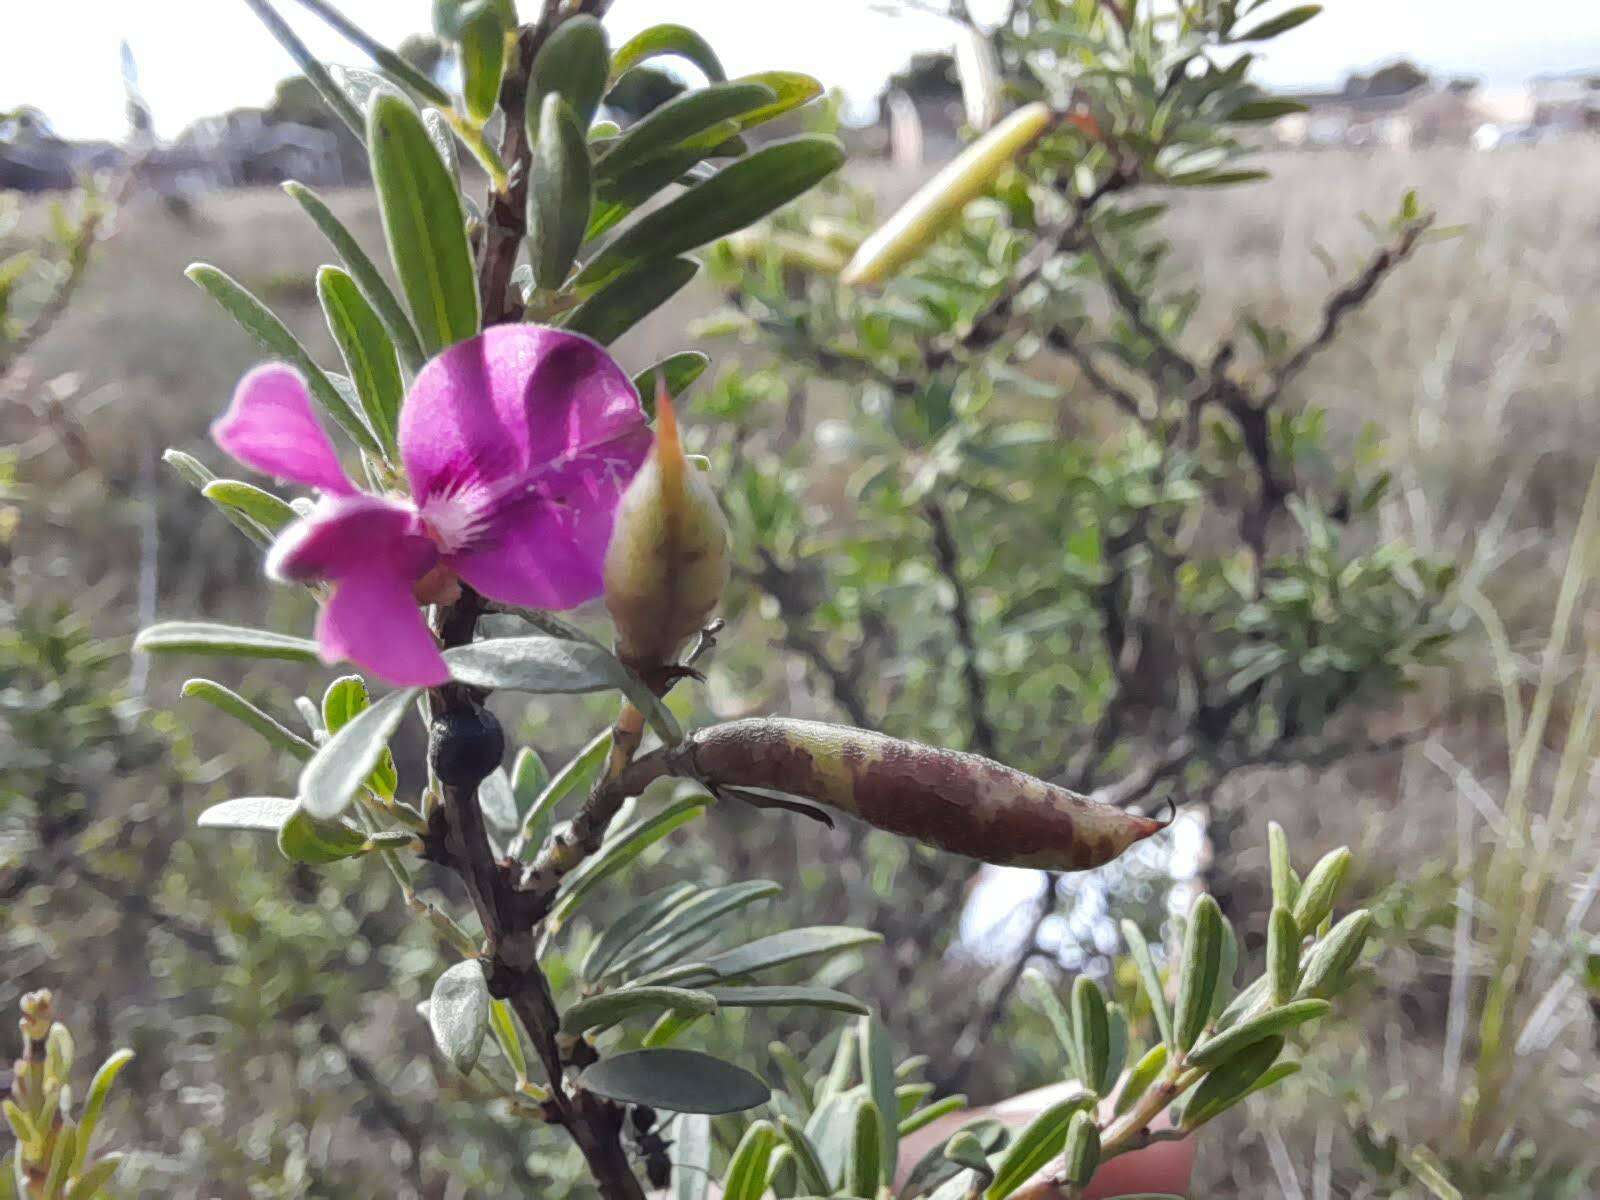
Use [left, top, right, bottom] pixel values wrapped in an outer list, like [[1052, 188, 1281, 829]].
[[604, 385, 730, 673], [674, 717, 1167, 871]]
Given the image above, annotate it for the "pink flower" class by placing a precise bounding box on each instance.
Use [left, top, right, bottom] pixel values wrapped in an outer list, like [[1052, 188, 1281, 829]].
[[212, 326, 652, 687]]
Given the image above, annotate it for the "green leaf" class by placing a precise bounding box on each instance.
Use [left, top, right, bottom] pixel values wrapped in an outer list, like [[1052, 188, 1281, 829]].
[[702, 986, 868, 1016], [284, 181, 426, 373], [848, 1099, 884, 1196], [74, 1048, 133, 1169], [512, 727, 610, 857], [196, 796, 299, 832], [1267, 820, 1298, 909], [1292, 846, 1352, 936], [1296, 909, 1373, 1000], [632, 351, 710, 415], [605, 879, 782, 980], [671, 1112, 713, 1200], [64, 1154, 125, 1198], [488, 997, 526, 1082], [578, 136, 844, 290], [944, 1130, 994, 1177], [510, 746, 550, 816], [1229, 97, 1308, 122], [367, 91, 480, 356], [577, 1048, 769, 1114], [549, 795, 711, 926], [183, 679, 315, 760], [527, 95, 593, 290], [595, 82, 775, 182], [135, 620, 320, 663], [1071, 976, 1110, 1093], [322, 674, 398, 798], [1179, 1036, 1285, 1130], [564, 256, 699, 346], [185, 263, 381, 456], [861, 1013, 898, 1182], [201, 480, 299, 536], [692, 926, 883, 983], [1268, 905, 1301, 1005], [608, 23, 726, 86], [560, 986, 718, 1035], [443, 635, 621, 693], [318, 265, 403, 457], [276, 808, 370, 864], [1024, 969, 1083, 1082], [1187, 999, 1330, 1070], [778, 1116, 831, 1194], [240, 0, 365, 140], [642, 1006, 709, 1047], [530, 15, 610, 129], [1232, 4, 1321, 41], [429, 959, 491, 1073], [722, 1120, 778, 1200], [1173, 893, 1224, 1053], [582, 883, 698, 980], [899, 1093, 967, 1136], [1062, 1109, 1099, 1185], [726, 71, 824, 132], [457, 2, 506, 125], [297, 687, 418, 820], [1114, 1042, 1168, 1116], [984, 1090, 1094, 1199]]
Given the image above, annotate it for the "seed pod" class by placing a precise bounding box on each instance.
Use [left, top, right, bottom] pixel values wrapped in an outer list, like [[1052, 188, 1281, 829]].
[[1173, 894, 1224, 1054], [603, 386, 730, 674], [1062, 1109, 1101, 1186], [1292, 846, 1352, 936], [673, 718, 1168, 871], [1296, 909, 1373, 1000], [1268, 904, 1301, 1005], [841, 101, 1055, 286]]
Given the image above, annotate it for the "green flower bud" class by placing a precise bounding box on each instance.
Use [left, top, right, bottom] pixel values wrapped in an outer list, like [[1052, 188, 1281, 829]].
[[604, 385, 730, 673]]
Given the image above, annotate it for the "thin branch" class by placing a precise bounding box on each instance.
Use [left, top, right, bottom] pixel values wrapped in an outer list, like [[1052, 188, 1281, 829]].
[[1043, 324, 1145, 418], [1082, 228, 1199, 387], [924, 499, 999, 758]]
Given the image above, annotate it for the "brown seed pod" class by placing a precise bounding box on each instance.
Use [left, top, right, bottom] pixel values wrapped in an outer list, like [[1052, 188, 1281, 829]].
[[675, 718, 1168, 871]]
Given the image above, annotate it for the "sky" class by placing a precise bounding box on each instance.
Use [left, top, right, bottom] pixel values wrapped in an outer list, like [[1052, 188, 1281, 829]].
[[4, 0, 1599, 141]]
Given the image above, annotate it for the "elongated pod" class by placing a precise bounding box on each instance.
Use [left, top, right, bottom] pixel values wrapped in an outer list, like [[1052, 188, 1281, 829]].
[[674, 718, 1166, 871]]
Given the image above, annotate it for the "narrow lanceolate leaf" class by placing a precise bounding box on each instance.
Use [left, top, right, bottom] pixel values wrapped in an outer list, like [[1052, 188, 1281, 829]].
[[1071, 976, 1110, 1094], [1103, 1003, 1129, 1099], [183, 679, 315, 760], [429, 960, 491, 1073], [1114, 1042, 1168, 1116], [702, 986, 868, 1016], [691, 926, 884, 983], [726, 71, 824, 132], [367, 92, 480, 356], [323, 674, 398, 797], [900, 1093, 967, 1136], [577, 137, 846, 290], [608, 23, 726, 86], [1178, 1035, 1285, 1130], [526, 95, 592, 290], [1231, 4, 1322, 41], [284, 181, 425, 372], [549, 796, 711, 925], [862, 1014, 899, 1180], [512, 727, 610, 857], [186, 263, 381, 456], [1025, 969, 1083, 1082], [276, 809, 370, 864], [583, 884, 697, 979], [1296, 909, 1374, 1000], [848, 1100, 884, 1196], [565, 257, 699, 346], [298, 687, 417, 820], [1292, 846, 1352, 936], [596, 82, 775, 181], [671, 1113, 713, 1200], [1213, 912, 1240, 1020], [632, 352, 710, 415], [984, 1090, 1095, 1199], [444, 636, 620, 693], [457, 2, 506, 125], [135, 621, 320, 663], [1062, 1110, 1100, 1186], [1186, 999, 1330, 1070], [778, 1117, 831, 1194], [722, 1120, 778, 1200], [1174, 894, 1225, 1054], [529, 15, 610, 129], [75, 1048, 134, 1169], [318, 265, 403, 457], [196, 796, 298, 832], [1268, 905, 1302, 1004], [559, 987, 718, 1034], [1268, 820, 1298, 910], [202, 480, 299, 535], [605, 880, 783, 979], [842, 102, 1054, 286], [642, 1006, 707, 1048], [577, 1049, 769, 1114]]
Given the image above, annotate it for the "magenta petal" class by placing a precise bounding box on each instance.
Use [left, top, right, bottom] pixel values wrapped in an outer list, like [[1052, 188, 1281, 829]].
[[266, 493, 437, 584], [318, 571, 450, 687], [212, 364, 355, 495], [449, 422, 652, 608], [399, 325, 647, 510]]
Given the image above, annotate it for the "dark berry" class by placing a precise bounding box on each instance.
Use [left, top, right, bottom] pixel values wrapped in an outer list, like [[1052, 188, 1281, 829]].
[[429, 705, 505, 788]]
